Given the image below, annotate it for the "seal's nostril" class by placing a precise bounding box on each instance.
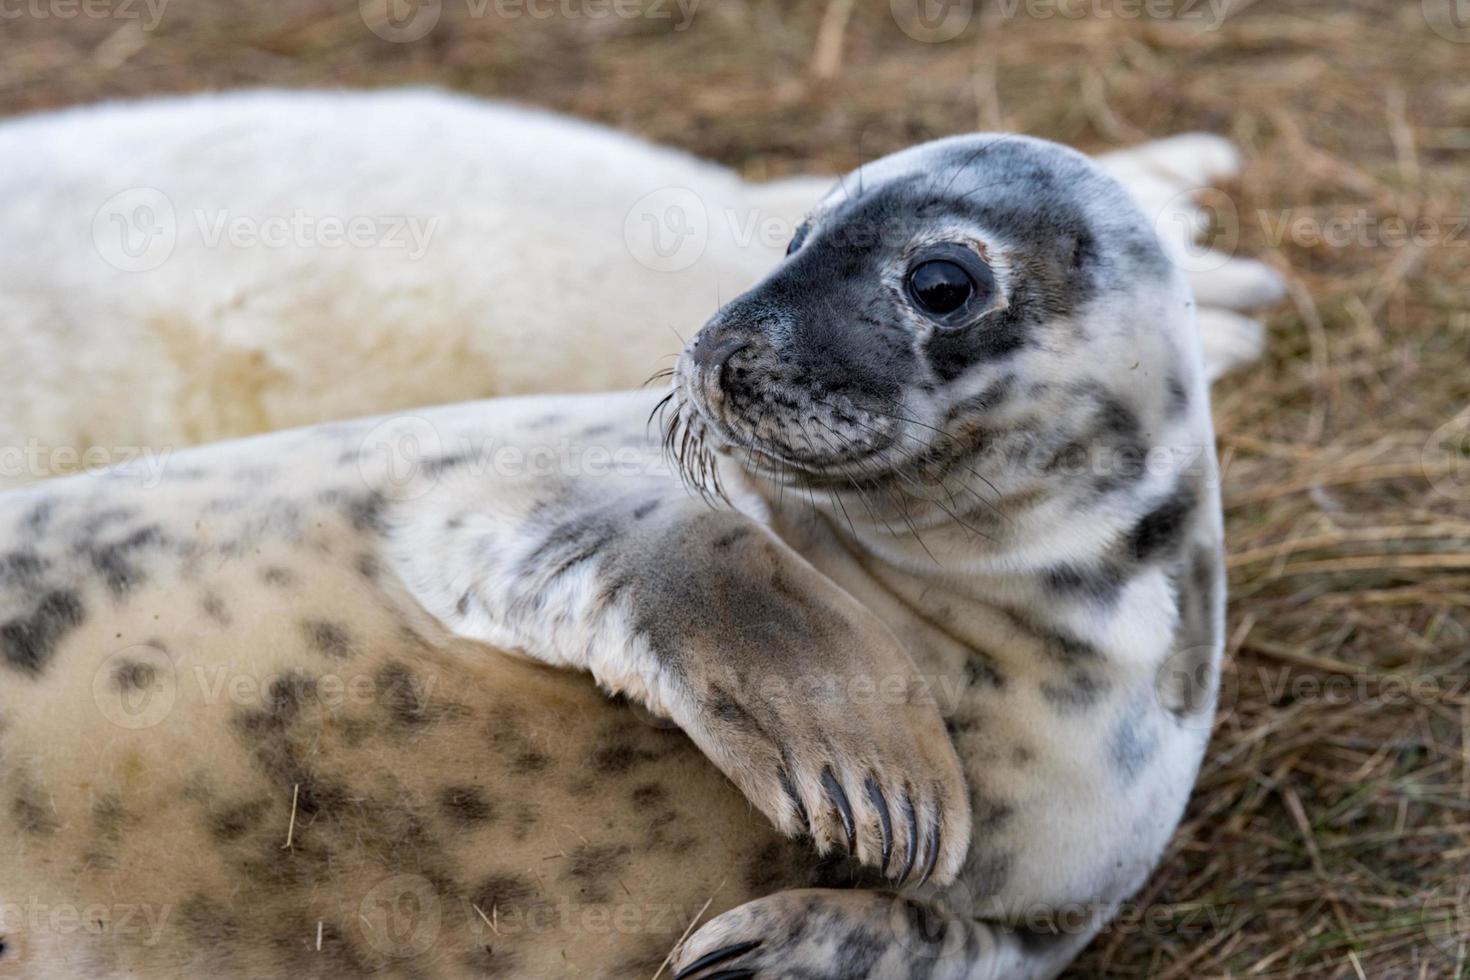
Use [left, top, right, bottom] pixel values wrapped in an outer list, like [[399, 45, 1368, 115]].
[[690, 332, 750, 384]]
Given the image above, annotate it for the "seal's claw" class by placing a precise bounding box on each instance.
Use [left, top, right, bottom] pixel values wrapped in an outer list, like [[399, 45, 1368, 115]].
[[865, 775, 893, 874], [673, 939, 762, 980], [821, 766, 857, 854], [898, 792, 919, 884]]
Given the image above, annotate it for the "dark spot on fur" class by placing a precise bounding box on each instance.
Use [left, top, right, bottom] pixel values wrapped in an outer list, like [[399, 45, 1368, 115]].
[[1167, 375, 1190, 417], [632, 499, 660, 520], [963, 656, 1004, 688], [1128, 484, 1198, 563], [260, 565, 297, 588], [84, 524, 167, 597], [470, 872, 540, 915], [111, 657, 157, 692], [12, 787, 58, 836], [631, 783, 667, 806], [562, 843, 630, 903], [19, 498, 57, 535], [377, 661, 438, 728], [438, 785, 495, 826], [965, 851, 1015, 899], [1044, 562, 1125, 606], [0, 550, 47, 589], [201, 591, 232, 626], [422, 453, 476, 477], [524, 512, 620, 584], [510, 751, 550, 775], [209, 799, 272, 842], [302, 619, 355, 659], [1110, 711, 1158, 786], [354, 552, 380, 581], [343, 491, 387, 533], [1041, 668, 1108, 712], [178, 893, 241, 946], [592, 743, 657, 774], [1, 588, 85, 677]]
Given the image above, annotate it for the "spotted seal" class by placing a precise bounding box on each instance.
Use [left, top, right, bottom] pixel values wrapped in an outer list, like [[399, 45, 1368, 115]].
[[0, 133, 1223, 979]]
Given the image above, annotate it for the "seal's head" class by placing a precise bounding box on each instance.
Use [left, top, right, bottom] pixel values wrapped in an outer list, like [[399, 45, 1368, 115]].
[[667, 134, 1210, 541]]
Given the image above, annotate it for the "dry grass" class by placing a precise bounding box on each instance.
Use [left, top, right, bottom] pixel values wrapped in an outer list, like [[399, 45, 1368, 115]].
[[4, 1, 1469, 976]]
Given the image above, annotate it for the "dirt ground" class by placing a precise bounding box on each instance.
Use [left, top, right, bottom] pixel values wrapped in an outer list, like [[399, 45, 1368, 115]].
[[4, 0, 1469, 976]]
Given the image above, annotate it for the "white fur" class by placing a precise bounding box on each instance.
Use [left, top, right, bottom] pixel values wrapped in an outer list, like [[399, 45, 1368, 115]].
[[0, 89, 1282, 489]]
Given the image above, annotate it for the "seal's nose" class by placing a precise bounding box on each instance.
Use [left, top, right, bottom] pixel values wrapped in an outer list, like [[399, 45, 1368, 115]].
[[690, 330, 749, 383]]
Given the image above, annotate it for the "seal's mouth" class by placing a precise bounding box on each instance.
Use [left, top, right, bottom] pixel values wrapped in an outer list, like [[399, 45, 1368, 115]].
[[658, 347, 907, 499]]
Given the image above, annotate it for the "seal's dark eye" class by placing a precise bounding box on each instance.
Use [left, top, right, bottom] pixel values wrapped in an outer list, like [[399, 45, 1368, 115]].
[[786, 222, 810, 256], [908, 259, 974, 315]]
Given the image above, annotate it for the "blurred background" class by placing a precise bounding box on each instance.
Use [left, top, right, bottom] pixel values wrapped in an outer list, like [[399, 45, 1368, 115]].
[[4, 0, 1470, 976]]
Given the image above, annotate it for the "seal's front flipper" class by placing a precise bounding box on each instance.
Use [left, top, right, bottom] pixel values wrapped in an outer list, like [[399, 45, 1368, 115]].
[[389, 421, 971, 885], [672, 888, 1097, 980]]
